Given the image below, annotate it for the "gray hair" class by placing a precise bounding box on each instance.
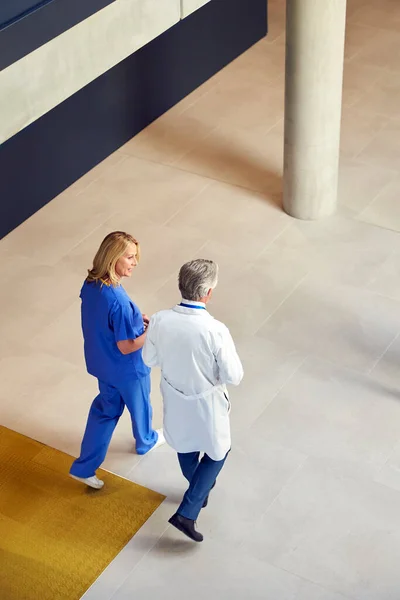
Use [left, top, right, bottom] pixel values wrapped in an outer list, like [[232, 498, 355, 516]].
[[178, 259, 219, 301]]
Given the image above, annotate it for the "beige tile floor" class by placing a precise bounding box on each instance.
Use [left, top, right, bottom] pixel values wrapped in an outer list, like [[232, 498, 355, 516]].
[[2, 0, 400, 598]]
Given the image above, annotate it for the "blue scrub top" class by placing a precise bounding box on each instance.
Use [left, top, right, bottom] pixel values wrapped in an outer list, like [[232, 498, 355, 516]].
[[80, 280, 150, 385]]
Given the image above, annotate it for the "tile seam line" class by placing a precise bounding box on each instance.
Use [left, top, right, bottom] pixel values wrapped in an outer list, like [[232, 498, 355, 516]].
[[50, 209, 123, 266], [352, 156, 400, 175], [73, 153, 129, 198], [271, 560, 358, 600], [127, 122, 225, 170], [120, 117, 284, 185], [297, 352, 384, 380], [160, 179, 214, 228], [252, 216, 294, 262], [252, 270, 310, 335], [96, 519, 169, 600], [170, 111, 283, 169], [253, 353, 308, 421], [48, 155, 131, 262], [175, 80, 218, 118], [139, 237, 214, 296], [356, 216, 400, 238], [164, 165, 283, 203], [248, 439, 360, 600], [107, 517, 170, 599], [234, 360, 311, 543], [82, 467, 167, 600], [241, 352, 309, 433], [349, 212, 400, 240], [367, 329, 400, 375], [249, 453, 308, 526], [351, 117, 392, 163], [357, 179, 400, 224], [117, 147, 284, 201], [344, 23, 400, 65]]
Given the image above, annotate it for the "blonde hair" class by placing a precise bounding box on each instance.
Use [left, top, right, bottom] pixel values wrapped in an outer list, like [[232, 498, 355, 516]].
[[87, 231, 140, 286]]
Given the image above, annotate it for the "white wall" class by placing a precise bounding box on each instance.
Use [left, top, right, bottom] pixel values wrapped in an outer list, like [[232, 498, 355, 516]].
[[0, 0, 181, 143], [180, 0, 211, 18]]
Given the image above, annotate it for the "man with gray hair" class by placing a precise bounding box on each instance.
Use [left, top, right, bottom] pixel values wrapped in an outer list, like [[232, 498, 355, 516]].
[[143, 259, 243, 542]]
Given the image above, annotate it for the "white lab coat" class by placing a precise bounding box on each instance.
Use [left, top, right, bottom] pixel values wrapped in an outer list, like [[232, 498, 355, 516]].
[[142, 300, 243, 460]]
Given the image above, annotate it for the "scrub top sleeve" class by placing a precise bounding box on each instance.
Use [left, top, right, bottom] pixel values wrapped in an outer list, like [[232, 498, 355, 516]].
[[111, 302, 143, 343]]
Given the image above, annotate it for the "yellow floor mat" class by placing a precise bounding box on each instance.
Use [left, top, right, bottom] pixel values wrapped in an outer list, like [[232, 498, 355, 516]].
[[0, 426, 165, 600]]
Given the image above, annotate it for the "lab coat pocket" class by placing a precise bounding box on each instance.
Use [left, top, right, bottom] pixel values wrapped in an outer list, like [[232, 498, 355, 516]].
[[214, 390, 230, 417], [223, 391, 231, 414]]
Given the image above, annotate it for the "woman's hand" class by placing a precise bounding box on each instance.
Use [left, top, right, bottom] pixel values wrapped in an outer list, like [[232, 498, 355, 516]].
[[142, 313, 150, 329]]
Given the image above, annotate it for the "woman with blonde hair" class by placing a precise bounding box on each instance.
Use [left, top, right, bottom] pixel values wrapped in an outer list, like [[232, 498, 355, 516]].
[[70, 231, 164, 489]]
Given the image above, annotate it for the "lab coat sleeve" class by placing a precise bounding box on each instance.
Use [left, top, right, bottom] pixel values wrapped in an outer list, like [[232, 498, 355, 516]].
[[215, 325, 244, 386], [142, 317, 159, 368]]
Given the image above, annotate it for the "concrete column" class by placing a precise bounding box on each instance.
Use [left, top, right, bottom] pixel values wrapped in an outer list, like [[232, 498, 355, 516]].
[[283, 0, 347, 219]]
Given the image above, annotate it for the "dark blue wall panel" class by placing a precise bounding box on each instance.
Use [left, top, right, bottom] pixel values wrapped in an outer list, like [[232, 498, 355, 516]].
[[0, 1, 51, 27]]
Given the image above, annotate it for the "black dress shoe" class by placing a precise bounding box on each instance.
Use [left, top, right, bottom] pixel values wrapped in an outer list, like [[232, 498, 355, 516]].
[[168, 513, 204, 542]]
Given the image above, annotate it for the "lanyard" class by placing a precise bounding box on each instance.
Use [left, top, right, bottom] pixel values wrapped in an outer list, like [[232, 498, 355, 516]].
[[180, 302, 206, 310]]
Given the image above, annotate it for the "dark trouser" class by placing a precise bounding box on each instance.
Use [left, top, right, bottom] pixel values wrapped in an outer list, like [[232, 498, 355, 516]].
[[176, 451, 229, 521]]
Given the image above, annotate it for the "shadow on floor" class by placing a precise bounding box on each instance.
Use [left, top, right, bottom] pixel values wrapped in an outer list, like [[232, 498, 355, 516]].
[[131, 119, 283, 209]]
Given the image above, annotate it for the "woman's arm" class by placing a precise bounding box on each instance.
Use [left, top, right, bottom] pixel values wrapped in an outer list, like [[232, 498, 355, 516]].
[[111, 299, 149, 355], [117, 332, 146, 355]]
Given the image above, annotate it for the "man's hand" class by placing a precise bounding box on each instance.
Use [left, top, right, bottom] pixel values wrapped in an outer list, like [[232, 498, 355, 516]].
[[142, 314, 150, 329]]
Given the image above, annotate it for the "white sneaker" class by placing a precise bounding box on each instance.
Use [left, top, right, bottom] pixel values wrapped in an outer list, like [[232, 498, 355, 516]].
[[70, 474, 104, 489], [148, 429, 166, 453]]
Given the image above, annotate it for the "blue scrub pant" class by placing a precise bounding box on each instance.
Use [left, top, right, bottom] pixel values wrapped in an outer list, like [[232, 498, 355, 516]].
[[176, 451, 228, 521], [70, 375, 158, 478]]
